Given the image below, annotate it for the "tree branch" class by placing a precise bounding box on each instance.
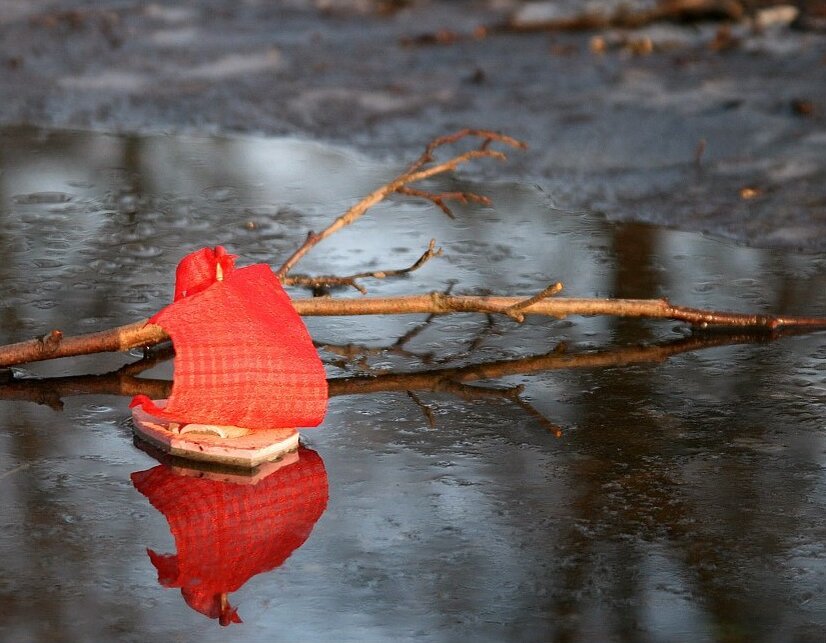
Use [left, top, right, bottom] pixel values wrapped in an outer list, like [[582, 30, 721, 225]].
[[2, 294, 825, 369], [0, 320, 168, 369], [406, 390, 437, 428], [503, 0, 745, 33], [275, 129, 525, 278], [503, 282, 564, 322], [281, 239, 442, 294], [395, 187, 491, 219], [1, 129, 824, 372], [292, 295, 826, 332]]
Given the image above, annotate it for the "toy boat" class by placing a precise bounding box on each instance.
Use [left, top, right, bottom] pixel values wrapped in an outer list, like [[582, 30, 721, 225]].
[[130, 246, 327, 468]]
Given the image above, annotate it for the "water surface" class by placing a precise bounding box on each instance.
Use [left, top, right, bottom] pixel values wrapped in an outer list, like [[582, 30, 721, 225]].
[[1, 127, 826, 642]]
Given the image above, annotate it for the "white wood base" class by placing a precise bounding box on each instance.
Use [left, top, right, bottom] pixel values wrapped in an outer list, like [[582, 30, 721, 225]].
[[131, 401, 299, 469]]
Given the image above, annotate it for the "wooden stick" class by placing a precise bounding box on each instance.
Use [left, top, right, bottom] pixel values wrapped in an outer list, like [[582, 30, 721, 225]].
[[2, 294, 825, 368], [0, 321, 167, 368], [503, 0, 745, 32], [282, 239, 442, 294], [503, 282, 564, 322], [293, 294, 826, 330]]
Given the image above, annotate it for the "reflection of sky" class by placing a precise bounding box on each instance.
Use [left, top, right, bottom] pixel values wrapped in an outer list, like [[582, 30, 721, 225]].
[[640, 548, 712, 640], [1, 127, 826, 641]]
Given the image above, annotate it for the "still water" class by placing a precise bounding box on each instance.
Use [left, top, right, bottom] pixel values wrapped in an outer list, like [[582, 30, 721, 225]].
[[1, 127, 826, 642]]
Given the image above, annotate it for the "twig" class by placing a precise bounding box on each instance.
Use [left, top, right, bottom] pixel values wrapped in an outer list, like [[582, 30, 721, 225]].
[[291, 295, 826, 333], [0, 463, 31, 482], [282, 240, 442, 294], [395, 187, 491, 219], [275, 129, 525, 278], [2, 294, 826, 368], [408, 129, 525, 169], [403, 0, 746, 46], [503, 0, 745, 33], [508, 390, 564, 438], [406, 390, 437, 428], [0, 320, 168, 369], [503, 282, 564, 322]]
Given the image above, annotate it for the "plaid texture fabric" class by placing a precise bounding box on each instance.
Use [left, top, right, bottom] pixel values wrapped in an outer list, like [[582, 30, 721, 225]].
[[173, 246, 238, 301], [131, 447, 328, 625], [131, 246, 328, 429]]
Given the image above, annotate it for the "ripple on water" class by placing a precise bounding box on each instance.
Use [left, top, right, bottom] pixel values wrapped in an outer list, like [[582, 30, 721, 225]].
[[88, 258, 120, 274], [202, 185, 237, 202], [12, 191, 73, 204], [123, 244, 164, 259]]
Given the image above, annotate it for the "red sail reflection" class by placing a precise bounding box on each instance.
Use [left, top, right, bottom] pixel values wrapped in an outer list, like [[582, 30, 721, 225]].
[[131, 446, 328, 626]]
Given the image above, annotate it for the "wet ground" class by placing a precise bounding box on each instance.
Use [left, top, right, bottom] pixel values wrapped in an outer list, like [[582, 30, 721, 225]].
[[1, 1, 826, 248], [1, 127, 826, 641]]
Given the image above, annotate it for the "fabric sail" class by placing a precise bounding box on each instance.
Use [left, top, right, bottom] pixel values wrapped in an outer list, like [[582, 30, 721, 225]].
[[131, 446, 329, 625], [130, 246, 327, 429]]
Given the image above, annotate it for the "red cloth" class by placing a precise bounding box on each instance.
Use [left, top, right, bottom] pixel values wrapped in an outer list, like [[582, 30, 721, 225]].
[[131, 447, 328, 626], [173, 246, 237, 301], [131, 246, 327, 429]]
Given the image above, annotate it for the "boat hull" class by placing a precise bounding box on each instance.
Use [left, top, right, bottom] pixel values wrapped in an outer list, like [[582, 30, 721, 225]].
[[132, 400, 299, 468]]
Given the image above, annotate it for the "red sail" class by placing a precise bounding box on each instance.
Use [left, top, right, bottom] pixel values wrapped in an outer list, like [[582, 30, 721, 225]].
[[131, 247, 327, 429], [173, 246, 238, 301], [131, 447, 328, 625]]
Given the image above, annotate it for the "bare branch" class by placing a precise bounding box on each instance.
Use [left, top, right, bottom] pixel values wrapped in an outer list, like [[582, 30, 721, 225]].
[[503, 282, 564, 322], [503, 0, 745, 33], [3, 293, 826, 368], [410, 128, 526, 170], [275, 129, 525, 278], [0, 320, 168, 369], [395, 187, 492, 219], [510, 394, 564, 438], [282, 240, 442, 294], [406, 390, 436, 428]]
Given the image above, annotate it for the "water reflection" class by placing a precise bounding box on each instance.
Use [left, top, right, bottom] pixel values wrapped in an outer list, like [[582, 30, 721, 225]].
[[131, 445, 328, 626]]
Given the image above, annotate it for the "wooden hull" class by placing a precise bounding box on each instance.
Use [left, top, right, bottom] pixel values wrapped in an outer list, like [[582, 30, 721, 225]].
[[132, 400, 299, 469]]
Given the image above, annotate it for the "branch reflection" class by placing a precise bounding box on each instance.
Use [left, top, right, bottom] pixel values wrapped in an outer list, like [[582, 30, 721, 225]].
[[0, 332, 797, 419]]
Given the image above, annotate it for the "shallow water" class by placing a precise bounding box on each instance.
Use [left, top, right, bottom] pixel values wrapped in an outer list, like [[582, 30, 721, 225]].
[[1, 127, 826, 642]]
